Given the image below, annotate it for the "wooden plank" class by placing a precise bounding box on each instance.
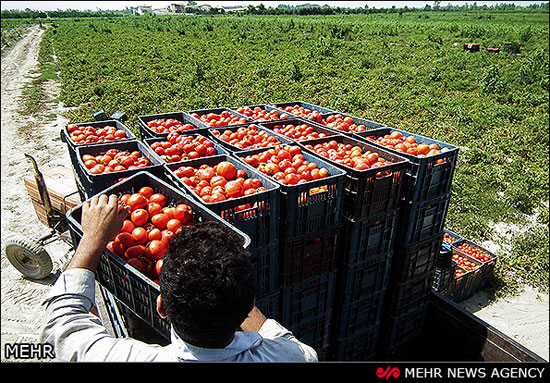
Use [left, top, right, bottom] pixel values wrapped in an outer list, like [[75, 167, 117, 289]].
[[24, 170, 81, 217]]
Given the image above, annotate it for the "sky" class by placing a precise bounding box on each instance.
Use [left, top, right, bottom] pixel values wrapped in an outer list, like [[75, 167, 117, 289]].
[[1, 1, 547, 11]]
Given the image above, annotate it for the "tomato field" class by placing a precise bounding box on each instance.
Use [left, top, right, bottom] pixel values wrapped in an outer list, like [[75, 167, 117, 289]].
[[5, 9, 549, 296]]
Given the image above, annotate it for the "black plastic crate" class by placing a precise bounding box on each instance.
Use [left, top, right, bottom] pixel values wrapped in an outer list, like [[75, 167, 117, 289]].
[[231, 104, 295, 123], [391, 232, 444, 283], [233, 146, 346, 241], [330, 321, 380, 361], [75, 140, 165, 199], [378, 302, 429, 352], [339, 210, 399, 267], [279, 227, 340, 287], [384, 271, 434, 316], [164, 154, 280, 249], [187, 107, 252, 129], [288, 312, 333, 356], [335, 253, 392, 304], [299, 135, 410, 222], [143, 134, 229, 164], [311, 112, 387, 135], [332, 291, 386, 340], [61, 119, 137, 172], [137, 111, 204, 140], [66, 171, 251, 340], [354, 128, 459, 204], [396, 192, 451, 246], [432, 260, 458, 292], [451, 239, 498, 289], [257, 117, 341, 142], [281, 272, 336, 330], [442, 250, 485, 302], [250, 242, 280, 298], [207, 123, 292, 153]]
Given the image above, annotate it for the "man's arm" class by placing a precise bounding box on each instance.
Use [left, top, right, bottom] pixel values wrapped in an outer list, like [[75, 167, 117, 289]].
[[66, 194, 128, 272], [240, 305, 267, 332]]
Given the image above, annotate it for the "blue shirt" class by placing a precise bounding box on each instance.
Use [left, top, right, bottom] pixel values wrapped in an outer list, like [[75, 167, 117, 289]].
[[40, 268, 318, 362]]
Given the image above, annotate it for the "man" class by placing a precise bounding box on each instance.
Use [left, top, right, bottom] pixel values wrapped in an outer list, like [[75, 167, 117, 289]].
[[40, 194, 318, 362]]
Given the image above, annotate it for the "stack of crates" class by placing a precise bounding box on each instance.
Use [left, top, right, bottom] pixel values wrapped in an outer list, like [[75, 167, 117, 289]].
[[230, 102, 347, 360], [296, 134, 410, 361], [354, 128, 459, 357]]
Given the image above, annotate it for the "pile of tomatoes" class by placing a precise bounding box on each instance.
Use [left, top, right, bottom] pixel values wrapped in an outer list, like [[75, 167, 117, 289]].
[[235, 106, 289, 122], [67, 124, 128, 145], [242, 145, 330, 189], [147, 132, 218, 163], [303, 140, 393, 173], [210, 124, 283, 150], [319, 114, 368, 133], [108, 187, 195, 283], [452, 253, 480, 275], [146, 118, 197, 135], [456, 243, 493, 263], [270, 122, 330, 141], [82, 148, 151, 175], [275, 104, 324, 124], [190, 111, 248, 127], [173, 160, 267, 204], [443, 232, 459, 244], [364, 131, 449, 160]]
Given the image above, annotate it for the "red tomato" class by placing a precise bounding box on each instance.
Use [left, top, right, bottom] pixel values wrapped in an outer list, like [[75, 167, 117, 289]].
[[131, 227, 148, 244], [225, 180, 244, 199], [115, 232, 135, 249], [216, 161, 237, 180], [126, 194, 148, 211], [149, 193, 167, 207], [131, 209, 149, 227], [151, 213, 170, 230]]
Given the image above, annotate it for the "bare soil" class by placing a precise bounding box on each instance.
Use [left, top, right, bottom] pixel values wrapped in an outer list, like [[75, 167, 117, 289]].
[[1, 26, 547, 363]]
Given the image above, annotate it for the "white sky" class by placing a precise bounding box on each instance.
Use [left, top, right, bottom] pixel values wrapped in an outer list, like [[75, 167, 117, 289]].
[[1, 1, 547, 11]]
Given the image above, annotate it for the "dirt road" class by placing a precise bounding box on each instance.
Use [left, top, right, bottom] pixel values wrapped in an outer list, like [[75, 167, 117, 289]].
[[1, 26, 547, 363], [1, 25, 74, 362]]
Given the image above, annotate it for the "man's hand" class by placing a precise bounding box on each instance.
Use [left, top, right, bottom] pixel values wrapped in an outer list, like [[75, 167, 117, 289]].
[[67, 194, 129, 272], [240, 305, 267, 333]]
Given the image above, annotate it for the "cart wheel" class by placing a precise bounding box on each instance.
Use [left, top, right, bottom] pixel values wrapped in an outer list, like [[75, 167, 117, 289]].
[[4, 238, 53, 280]]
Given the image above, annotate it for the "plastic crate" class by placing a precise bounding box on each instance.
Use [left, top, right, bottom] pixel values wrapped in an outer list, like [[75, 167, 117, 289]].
[[281, 272, 336, 329], [339, 210, 399, 267], [250, 242, 280, 298], [332, 292, 386, 340], [442, 250, 485, 302], [354, 128, 459, 204], [257, 117, 341, 142], [74, 140, 165, 199], [299, 135, 410, 222], [143, 134, 230, 164], [137, 111, 204, 140], [279, 227, 340, 287], [384, 271, 434, 316], [443, 228, 462, 246], [432, 260, 457, 292], [452, 239, 498, 290], [391, 232, 444, 283], [164, 154, 280, 249], [396, 192, 451, 246], [269, 101, 337, 118], [61, 119, 137, 172], [330, 321, 380, 361], [379, 302, 429, 352], [336, 253, 392, 304], [233, 146, 346, 241], [66, 171, 251, 340], [207, 123, 292, 153], [186, 107, 252, 129], [231, 104, 295, 123], [311, 112, 387, 135], [281, 272, 336, 353]]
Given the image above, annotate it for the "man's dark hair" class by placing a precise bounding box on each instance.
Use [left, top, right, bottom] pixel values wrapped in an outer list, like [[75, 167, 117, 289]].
[[159, 221, 256, 348]]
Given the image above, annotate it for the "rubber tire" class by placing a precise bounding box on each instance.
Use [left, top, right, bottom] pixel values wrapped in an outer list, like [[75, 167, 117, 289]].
[[4, 237, 53, 280]]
